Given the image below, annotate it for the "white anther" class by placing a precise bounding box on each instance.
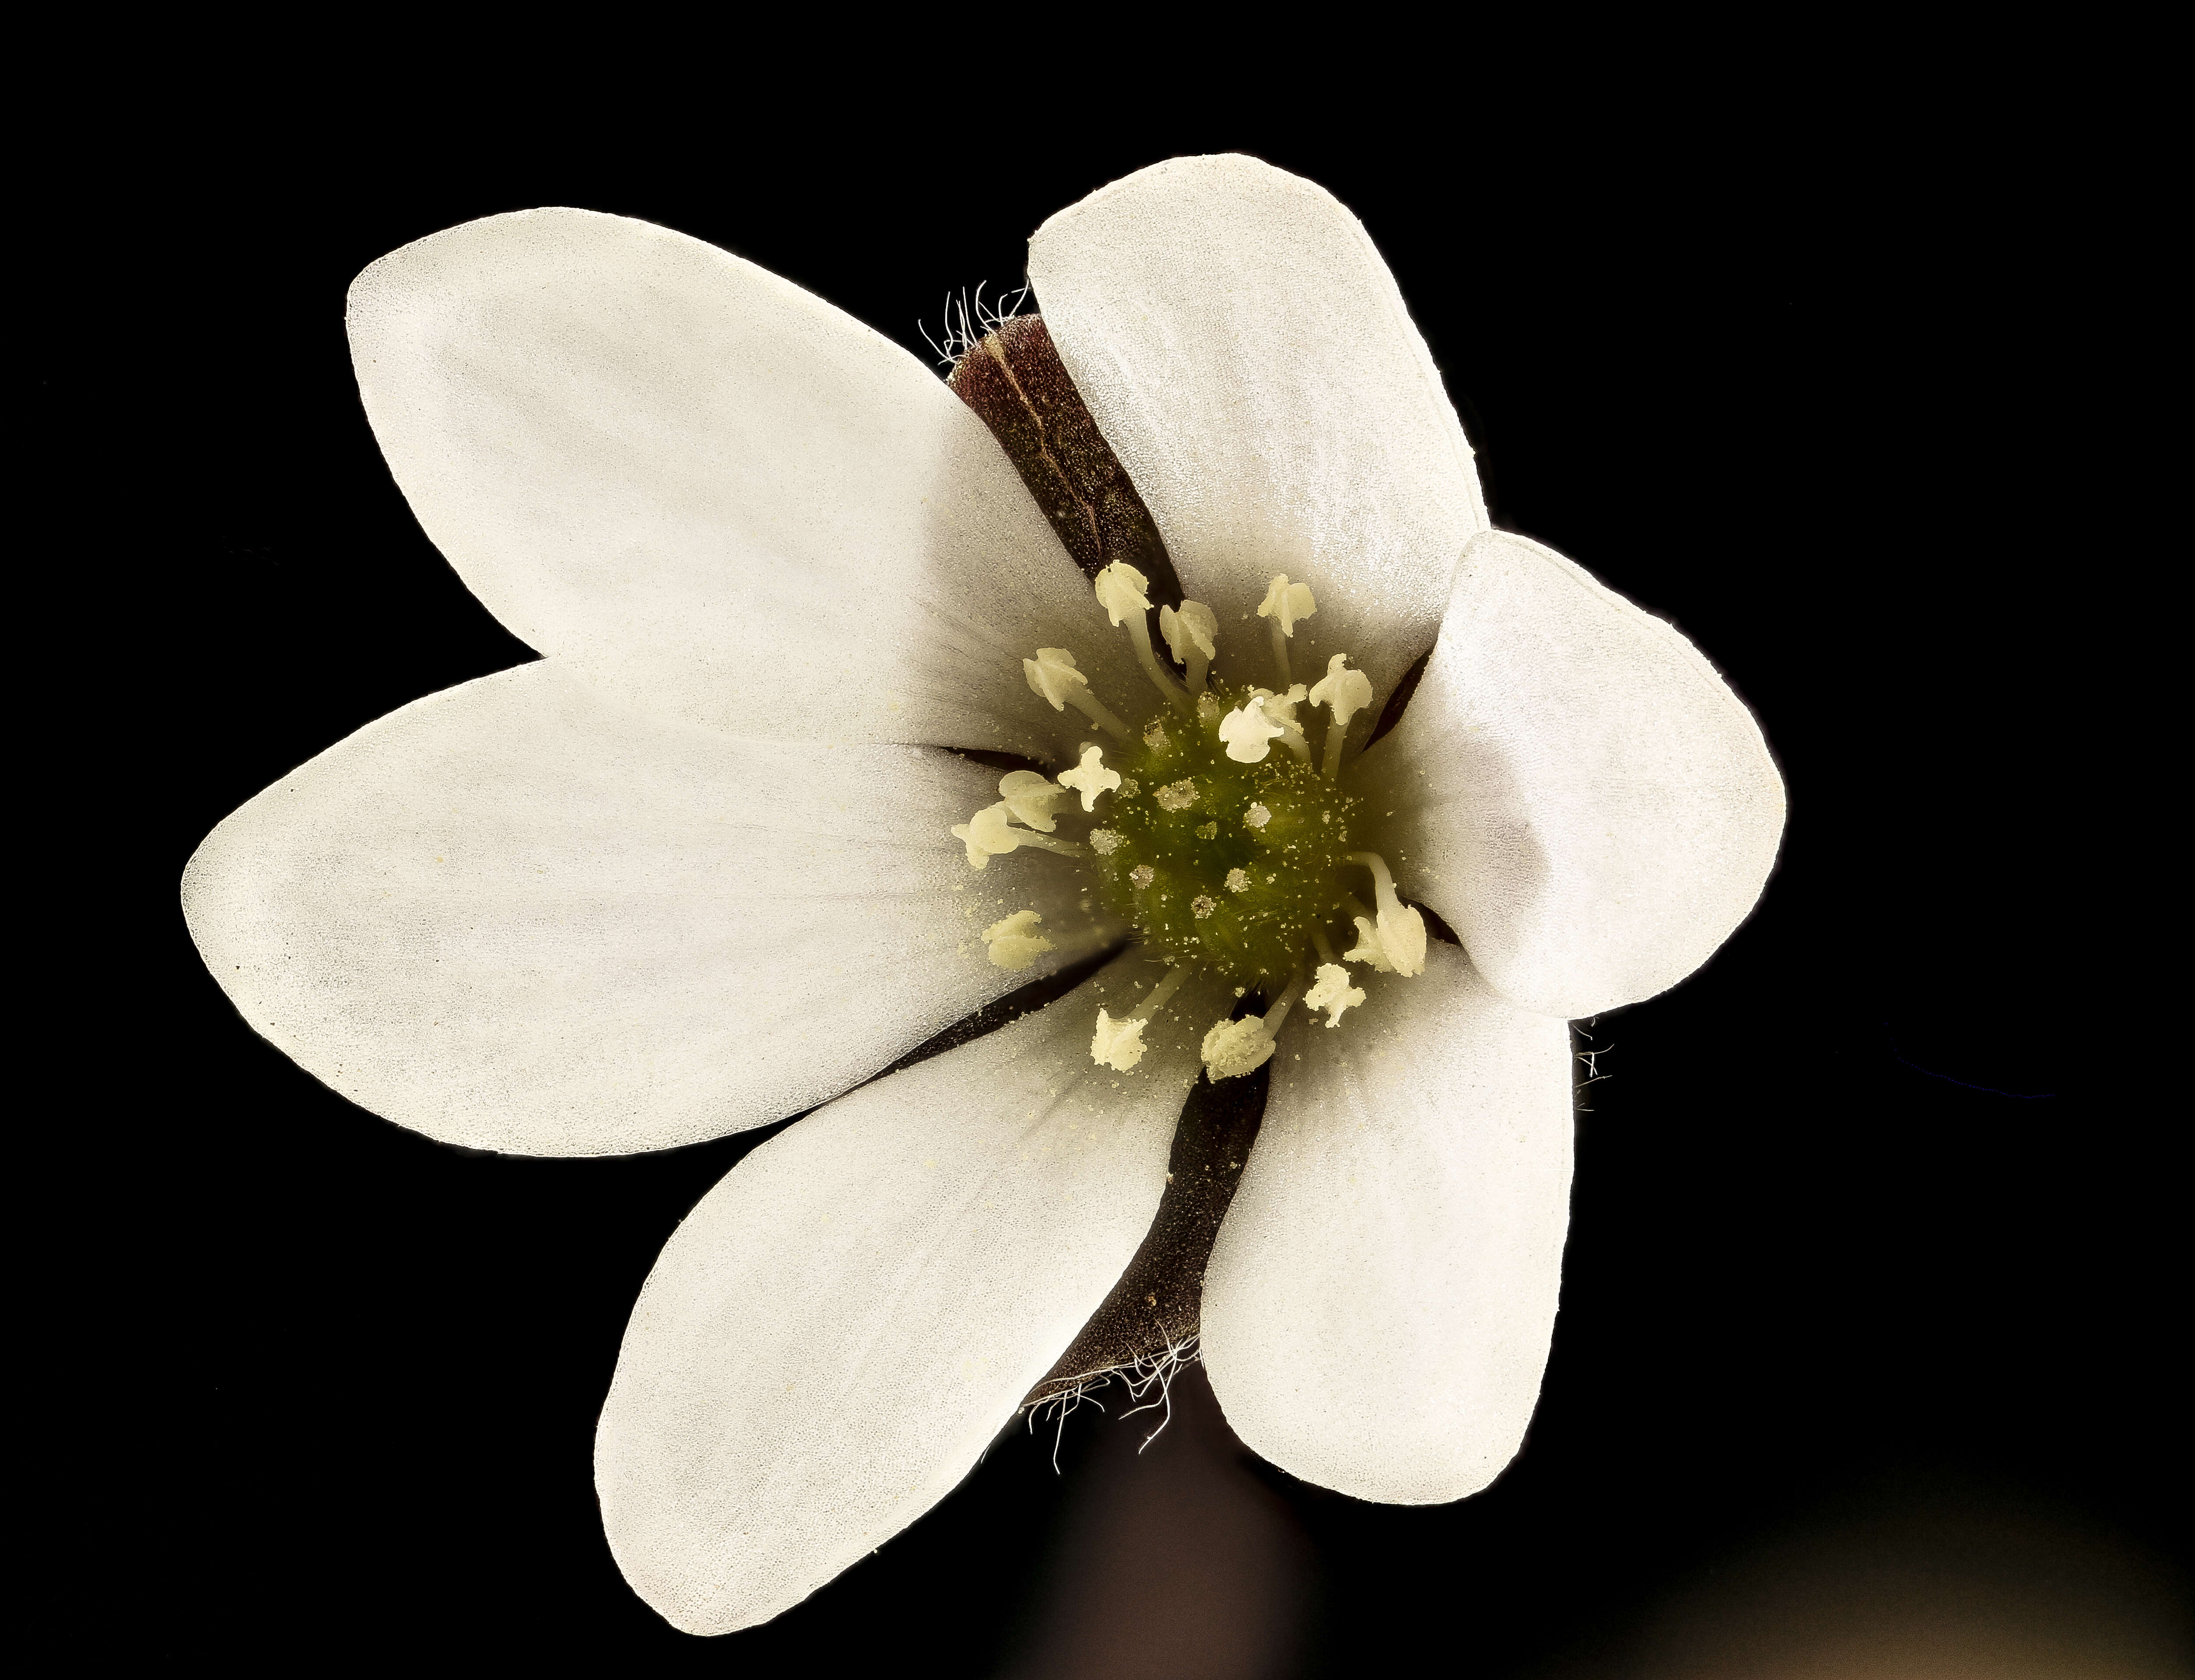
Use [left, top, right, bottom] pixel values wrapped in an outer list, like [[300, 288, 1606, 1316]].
[[951, 802, 1021, 869], [1058, 743, 1122, 811], [1226, 868, 1251, 893], [1094, 561, 1153, 627], [1219, 696, 1285, 763], [1024, 648, 1126, 737], [1161, 600, 1218, 701], [982, 910, 1054, 973], [1024, 647, 1089, 709], [1200, 1015, 1276, 1081], [1309, 654, 1374, 728], [997, 770, 1066, 832], [1251, 684, 1310, 727], [1312, 652, 1375, 779], [1091, 1008, 1149, 1071], [1258, 574, 1317, 636], [1243, 803, 1271, 830], [1345, 916, 1394, 971], [1346, 852, 1429, 976], [1305, 962, 1367, 1029]]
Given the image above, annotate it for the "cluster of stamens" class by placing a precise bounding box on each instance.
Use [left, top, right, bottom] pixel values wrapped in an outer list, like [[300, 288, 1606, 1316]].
[[950, 560, 1425, 1083]]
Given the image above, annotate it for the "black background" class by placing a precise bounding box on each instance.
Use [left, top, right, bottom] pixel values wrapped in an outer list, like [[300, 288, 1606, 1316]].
[[110, 66, 2178, 1673]]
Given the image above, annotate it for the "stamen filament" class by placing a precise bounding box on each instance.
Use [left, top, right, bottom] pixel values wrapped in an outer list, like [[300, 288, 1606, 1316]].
[[1184, 647, 1210, 696], [1310, 926, 1339, 966], [1127, 963, 1193, 1022], [1016, 833, 1088, 859], [1065, 687, 1128, 738], [1273, 718, 1312, 764], [1124, 609, 1193, 714], [1349, 850, 1402, 909], [1267, 617, 1292, 688], [1262, 964, 1308, 1034], [1322, 718, 1349, 780]]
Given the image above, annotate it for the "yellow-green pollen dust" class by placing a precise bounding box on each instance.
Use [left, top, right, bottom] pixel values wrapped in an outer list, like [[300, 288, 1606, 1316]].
[[1089, 693, 1359, 984]]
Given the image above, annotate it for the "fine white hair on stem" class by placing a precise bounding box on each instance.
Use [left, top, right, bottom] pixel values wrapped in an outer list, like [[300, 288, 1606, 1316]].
[[1573, 1019, 1613, 1113], [918, 279, 1035, 368], [1020, 1332, 1203, 1468]]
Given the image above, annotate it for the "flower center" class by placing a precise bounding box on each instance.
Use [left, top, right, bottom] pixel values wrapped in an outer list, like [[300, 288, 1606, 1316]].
[[950, 557, 1427, 1083], [1088, 692, 1359, 985]]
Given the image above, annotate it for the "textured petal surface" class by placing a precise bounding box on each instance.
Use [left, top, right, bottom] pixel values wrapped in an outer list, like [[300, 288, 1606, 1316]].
[[182, 661, 1120, 1156], [1028, 154, 1487, 710], [1354, 530, 1786, 1019], [347, 208, 1125, 757], [595, 955, 1223, 1634], [1202, 945, 1573, 1503]]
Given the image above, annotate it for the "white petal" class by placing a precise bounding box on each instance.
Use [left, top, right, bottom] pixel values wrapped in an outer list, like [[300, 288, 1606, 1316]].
[[1356, 530, 1786, 1018], [1201, 945, 1572, 1503], [1028, 155, 1487, 708], [347, 208, 1121, 756], [181, 661, 1120, 1156], [595, 955, 1221, 1634]]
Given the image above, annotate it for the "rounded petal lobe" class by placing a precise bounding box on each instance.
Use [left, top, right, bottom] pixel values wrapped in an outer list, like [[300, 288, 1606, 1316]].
[[182, 661, 1120, 1156], [347, 208, 1116, 756], [1202, 945, 1573, 1503], [594, 956, 1222, 1634], [1028, 154, 1487, 709], [1355, 530, 1786, 1018]]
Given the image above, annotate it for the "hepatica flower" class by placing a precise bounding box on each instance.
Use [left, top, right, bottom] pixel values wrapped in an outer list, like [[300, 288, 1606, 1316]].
[[183, 156, 1784, 1634]]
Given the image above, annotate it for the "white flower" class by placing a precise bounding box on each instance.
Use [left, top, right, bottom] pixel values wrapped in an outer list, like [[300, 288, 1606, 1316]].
[[180, 155, 1784, 1637]]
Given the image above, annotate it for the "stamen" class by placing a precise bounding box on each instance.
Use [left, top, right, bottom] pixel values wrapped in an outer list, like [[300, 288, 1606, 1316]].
[[1024, 647, 1127, 738], [1309, 653, 1375, 779], [1091, 963, 1195, 1072], [1199, 964, 1305, 1082], [950, 802, 1089, 869], [1127, 963, 1193, 1022], [1310, 925, 1339, 965], [1058, 743, 1122, 811], [997, 770, 1067, 831], [1345, 851, 1428, 976], [1158, 600, 1219, 696], [1257, 574, 1317, 686], [1218, 695, 1285, 763], [1304, 962, 1367, 1029], [982, 910, 1055, 973], [1095, 563, 1192, 713], [1242, 686, 1312, 763]]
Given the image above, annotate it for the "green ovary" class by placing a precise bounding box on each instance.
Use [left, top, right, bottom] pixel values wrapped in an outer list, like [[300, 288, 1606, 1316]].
[[1089, 687, 1360, 983]]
